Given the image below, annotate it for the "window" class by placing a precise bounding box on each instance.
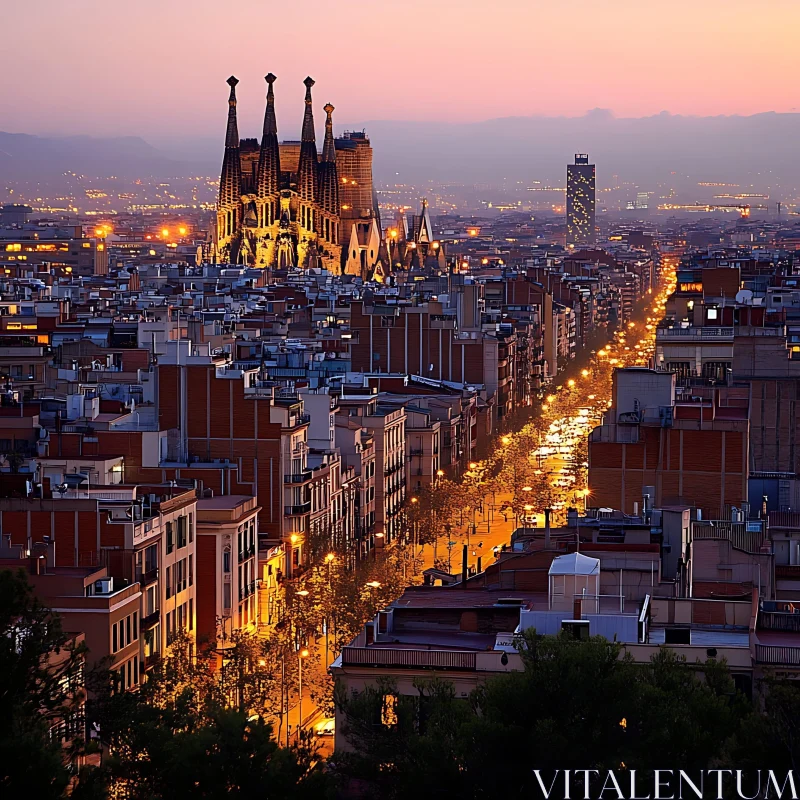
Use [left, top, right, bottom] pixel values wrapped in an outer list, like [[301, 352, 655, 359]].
[[189, 513, 194, 543], [113, 624, 118, 653], [189, 598, 193, 631], [223, 582, 232, 610], [166, 566, 172, 599], [133, 612, 138, 641], [223, 549, 231, 573], [707, 308, 718, 320], [189, 555, 193, 587], [177, 516, 187, 549], [126, 615, 132, 645], [166, 522, 174, 554]]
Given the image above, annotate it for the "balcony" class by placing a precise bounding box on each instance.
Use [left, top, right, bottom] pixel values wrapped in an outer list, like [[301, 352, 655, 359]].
[[341, 647, 477, 671], [284, 470, 312, 484], [239, 581, 257, 602], [284, 502, 311, 516], [755, 644, 800, 666], [140, 610, 160, 629], [656, 326, 734, 342], [238, 544, 256, 562], [759, 610, 800, 632], [135, 567, 159, 588]]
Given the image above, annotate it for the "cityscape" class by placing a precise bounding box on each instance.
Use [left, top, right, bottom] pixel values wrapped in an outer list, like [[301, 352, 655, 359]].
[[4, 2, 800, 798]]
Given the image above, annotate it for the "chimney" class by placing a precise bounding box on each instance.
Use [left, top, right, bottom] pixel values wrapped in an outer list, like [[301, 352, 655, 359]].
[[573, 596, 582, 621], [544, 508, 551, 549], [461, 544, 468, 584]]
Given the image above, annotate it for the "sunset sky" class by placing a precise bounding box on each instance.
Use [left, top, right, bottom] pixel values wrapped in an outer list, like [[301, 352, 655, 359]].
[[3, 0, 798, 140]]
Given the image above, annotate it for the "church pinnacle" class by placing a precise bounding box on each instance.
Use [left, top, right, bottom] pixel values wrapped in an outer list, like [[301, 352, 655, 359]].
[[256, 73, 280, 199], [219, 76, 241, 207], [297, 77, 318, 205]]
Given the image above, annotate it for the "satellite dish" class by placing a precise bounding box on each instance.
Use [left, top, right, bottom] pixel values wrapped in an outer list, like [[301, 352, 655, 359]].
[[735, 289, 753, 304]]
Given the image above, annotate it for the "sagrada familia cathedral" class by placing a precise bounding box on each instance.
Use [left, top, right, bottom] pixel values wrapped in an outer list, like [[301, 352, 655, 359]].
[[211, 74, 384, 275], [210, 73, 447, 279]]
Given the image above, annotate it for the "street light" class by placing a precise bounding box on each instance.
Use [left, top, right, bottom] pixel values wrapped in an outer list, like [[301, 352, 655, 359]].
[[297, 648, 309, 739], [365, 581, 382, 589]]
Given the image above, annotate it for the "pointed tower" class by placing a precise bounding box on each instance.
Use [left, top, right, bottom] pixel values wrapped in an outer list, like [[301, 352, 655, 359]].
[[319, 103, 340, 217], [219, 76, 241, 208], [256, 73, 280, 202], [297, 77, 318, 213], [216, 76, 242, 262]]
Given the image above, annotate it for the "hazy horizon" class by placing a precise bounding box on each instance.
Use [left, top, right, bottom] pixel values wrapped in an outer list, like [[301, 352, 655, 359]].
[[2, 0, 799, 141]]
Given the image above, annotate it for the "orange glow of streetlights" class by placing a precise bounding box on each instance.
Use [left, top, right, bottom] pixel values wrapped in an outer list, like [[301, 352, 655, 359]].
[[436, 469, 445, 477], [522, 486, 532, 492], [325, 553, 335, 563], [469, 462, 478, 469], [300, 648, 309, 658], [161, 228, 169, 237], [501, 436, 511, 445], [411, 496, 418, 504], [567, 379, 575, 388], [296, 589, 309, 597], [365, 581, 381, 589], [178, 226, 187, 236], [581, 369, 590, 378]]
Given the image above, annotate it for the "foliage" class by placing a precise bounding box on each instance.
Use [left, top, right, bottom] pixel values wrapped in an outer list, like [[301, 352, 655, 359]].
[[81, 631, 333, 799], [334, 631, 756, 798], [0, 568, 89, 799]]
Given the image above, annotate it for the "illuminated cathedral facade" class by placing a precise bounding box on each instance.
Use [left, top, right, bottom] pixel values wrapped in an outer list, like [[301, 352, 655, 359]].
[[212, 74, 346, 271]]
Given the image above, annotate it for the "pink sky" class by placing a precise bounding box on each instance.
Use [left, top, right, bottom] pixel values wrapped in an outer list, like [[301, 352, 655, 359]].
[[2, 0, 798, 139]]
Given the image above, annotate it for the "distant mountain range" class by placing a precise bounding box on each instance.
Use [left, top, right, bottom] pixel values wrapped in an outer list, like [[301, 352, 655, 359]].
[[3, 111, 800, 194], [352, 111, 800, 190], [0, 131, 199, 181]]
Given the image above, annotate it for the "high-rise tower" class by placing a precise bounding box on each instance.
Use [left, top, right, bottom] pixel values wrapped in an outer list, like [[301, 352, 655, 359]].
[[566, 154, 596, 247]]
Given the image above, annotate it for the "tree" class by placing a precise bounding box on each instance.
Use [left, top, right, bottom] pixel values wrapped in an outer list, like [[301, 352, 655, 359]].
[[0, 568, 89, 799], [84, 632, 333, 799], [334, 632, 755, 798]]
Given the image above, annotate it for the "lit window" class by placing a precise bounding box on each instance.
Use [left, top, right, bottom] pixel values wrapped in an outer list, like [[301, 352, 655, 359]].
[[707, 308, 718, 320]]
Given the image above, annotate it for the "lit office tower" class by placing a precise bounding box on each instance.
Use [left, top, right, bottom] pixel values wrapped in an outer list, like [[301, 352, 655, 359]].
[[566, 154, 596, 247]]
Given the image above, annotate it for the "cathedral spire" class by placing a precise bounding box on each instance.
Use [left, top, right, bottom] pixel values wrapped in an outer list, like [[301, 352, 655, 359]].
[[318, 103, 340, 216], [256, 73, 280, 199], [263, 73, 278, 136], [297, 77, 318, 205], [322, 103, 336, 163], [219, 76, 242, 207], [301, 76, 316, 143]]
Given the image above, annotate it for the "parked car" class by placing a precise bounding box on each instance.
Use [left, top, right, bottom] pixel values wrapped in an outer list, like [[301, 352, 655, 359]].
[[314, 718, 335, 737]]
